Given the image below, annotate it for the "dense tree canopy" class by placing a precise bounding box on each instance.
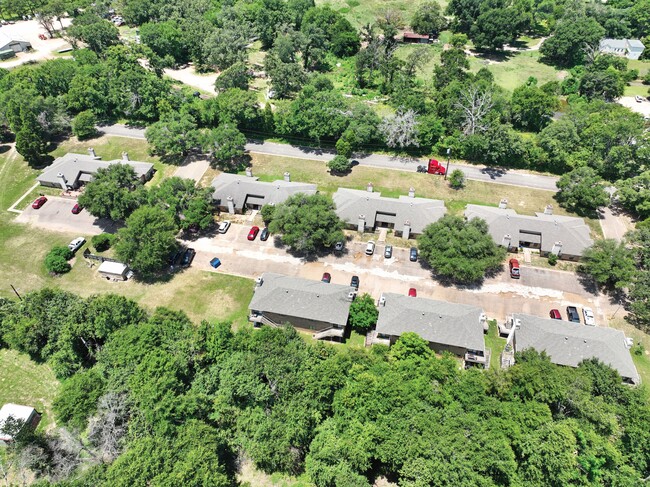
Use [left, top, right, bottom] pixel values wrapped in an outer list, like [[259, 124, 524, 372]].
[[555, 167, 609, 215]]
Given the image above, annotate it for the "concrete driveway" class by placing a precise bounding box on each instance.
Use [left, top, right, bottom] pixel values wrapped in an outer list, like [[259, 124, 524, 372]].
[[183, 223, 605, 324], [14, 196, 120, 236], [173, 156, 210, 183]]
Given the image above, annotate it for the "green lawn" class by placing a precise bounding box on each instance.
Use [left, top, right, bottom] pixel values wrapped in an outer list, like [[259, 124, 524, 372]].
[[609, 317, 650, 385], [316, 0, 441, 29], [484, 320, 506, 369], [624, 84, 650, 97]]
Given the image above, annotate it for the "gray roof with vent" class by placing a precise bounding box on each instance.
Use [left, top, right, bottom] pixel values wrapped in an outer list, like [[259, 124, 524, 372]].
[[464, 204, 593, 256], [376, 293, 485, 352], [249, 273, 352, 327], [512, 313, 639, 383], [37, 153, 154, 187], [211, 173, 317, 209], [333, 188, 446, 234]]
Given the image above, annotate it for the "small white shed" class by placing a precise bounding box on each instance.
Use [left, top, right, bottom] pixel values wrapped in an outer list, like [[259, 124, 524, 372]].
[[0, 403, 40, 444], [97, 261, 130, 281]]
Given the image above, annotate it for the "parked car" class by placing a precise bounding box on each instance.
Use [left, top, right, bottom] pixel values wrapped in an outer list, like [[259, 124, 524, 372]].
[[384, 245, 393, 259], [181, 248, 196, 267], [68, 237, 86, 253], [582, 307, 596, 326], [566, 306, 580, 323], [169, 250, 183, 266], [217, 220, 231, 234], [71, 203, 82, 214], [636, 95, 645, 103], [260, 227, 270, 241], [334, 241, 344, 252], [32, 196, 47, 209], [350, 275, 359, 290], [322, 272, 331, 283], [409, 247, 418, 262], [549, 309, 562, 320], [509, 258, 520, 279], [209, 257, 221, 268], [365, 240, 375, 255], [247, 226, 260, 241], [408, 288, 417, 297]]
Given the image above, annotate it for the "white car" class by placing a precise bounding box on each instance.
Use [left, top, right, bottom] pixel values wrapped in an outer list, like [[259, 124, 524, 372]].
[[217, 220, 231, 234], [636, 95, 645, 103], [68, 237, 86, 253], [582, 307, 596, 326], [365, 240, 375, 255]]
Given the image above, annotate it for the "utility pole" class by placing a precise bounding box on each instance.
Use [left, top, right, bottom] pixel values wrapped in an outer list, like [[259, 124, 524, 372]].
[[444, 148, 451, 180], [10, 285, 22, 301]]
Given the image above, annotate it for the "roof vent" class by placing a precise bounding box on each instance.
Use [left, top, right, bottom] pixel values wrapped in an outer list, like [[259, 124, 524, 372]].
[[379, 295, 386, 306], [584, 339, 587, 343], [499, 198, 508, 209], [255, 276, 263, 286], [347, 291, 356, 301], [565, 336, 568, 340]]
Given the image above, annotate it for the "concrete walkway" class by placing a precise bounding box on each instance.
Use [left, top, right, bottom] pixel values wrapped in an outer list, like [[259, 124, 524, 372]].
[[599, 207, 634, 242]]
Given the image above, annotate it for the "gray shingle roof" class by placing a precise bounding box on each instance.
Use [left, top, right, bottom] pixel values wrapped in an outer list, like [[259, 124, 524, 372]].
[[376, 293, 485, 352], [627, 39, 645, 49], [249, 273, 352, 327], [333, 188, 446, 234], [464, 204, 593, 257], [37, 153, 154, 187], [599, 38, 627, 50], [0, 32, 30, 50], [512, 314, 639, 383], [211, 173, 317, 210]]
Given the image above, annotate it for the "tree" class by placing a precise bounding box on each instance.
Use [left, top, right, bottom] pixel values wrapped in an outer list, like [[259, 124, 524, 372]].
[[53, 368, 106, 430], [411, 1, 445, 35], [115, 206, 179, 276], [555, 167, 609, 215], [348, 293, 378, 333], [578, 70, 625, 101], [470, 8, 521, 51], [448, 169, 466, 189], [203, 124, 246, 168], [15, 116, 48, 163], [539, 17, 606, 67], [327, 155, 352, 174], [67, 14, 121, 54], [264, 53, 307, 98], [616, 171, 650, 219], [148, 177, 214, 231], [91, 233, 114, 252], [44, 246, 73, 274], [269, 193, 345, 254], [202, 21, 250, 70], [145, 112, 200, 159], [418, 215, 506, 283], [71, 110, 97, 140], [78, 164, 146, 221], [511, 82, 558, 132], [139, 21, 188, 67], [579, 239, 635, 290], [454, 85, 494, 135], [214, 62, 252, 93], [380, 108, 420, 148]]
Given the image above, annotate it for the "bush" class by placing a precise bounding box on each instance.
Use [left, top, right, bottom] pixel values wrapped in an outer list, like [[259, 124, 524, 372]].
[[335, 138, 353, 158], [92, 233, 114, 252], [45, 245, 73, 274], [327, 155, 352, 174], [72, 110, 98, 140], [348, 293, 378, 333], [448, 169, 465, 189], [548, 253, 558, 266], [260, 204, 276, 224]]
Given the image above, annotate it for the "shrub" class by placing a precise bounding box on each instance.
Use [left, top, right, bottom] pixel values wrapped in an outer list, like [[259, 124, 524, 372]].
[[45, 245, 73, 274], [448, 169, 465, 189], [327, 155, 352, 174], [260, 204, 276, 224], [92, 233, 114, 252], [335, 138, 353, 158], [72, 110, 98, 140], [548, 253, 558, 266]]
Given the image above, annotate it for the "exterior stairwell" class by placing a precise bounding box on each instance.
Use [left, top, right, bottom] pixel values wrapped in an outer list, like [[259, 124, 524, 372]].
[[312, 327, 345, 340]]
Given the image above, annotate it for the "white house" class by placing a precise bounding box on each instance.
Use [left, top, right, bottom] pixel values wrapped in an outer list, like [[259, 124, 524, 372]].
[[599, 38, 645, 60]]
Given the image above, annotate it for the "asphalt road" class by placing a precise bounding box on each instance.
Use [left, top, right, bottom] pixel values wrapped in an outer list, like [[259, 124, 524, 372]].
[[98, 124, 560, 191]]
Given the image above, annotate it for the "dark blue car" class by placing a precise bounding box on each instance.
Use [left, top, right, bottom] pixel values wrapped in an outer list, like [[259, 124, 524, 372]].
[[210, 257, 221, 268]]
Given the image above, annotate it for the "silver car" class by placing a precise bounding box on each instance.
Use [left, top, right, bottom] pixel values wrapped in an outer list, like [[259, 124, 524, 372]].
[[582, 307, 596, 326], [217, 220, 231, 234], [68, 237, 86, 253]]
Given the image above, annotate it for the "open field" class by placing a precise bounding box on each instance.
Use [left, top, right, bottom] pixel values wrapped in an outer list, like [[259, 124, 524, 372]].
[[315, 0, 440, 28]]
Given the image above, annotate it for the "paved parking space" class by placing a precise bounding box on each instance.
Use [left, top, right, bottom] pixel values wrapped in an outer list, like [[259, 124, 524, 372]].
[[14, 196, 119, 236]]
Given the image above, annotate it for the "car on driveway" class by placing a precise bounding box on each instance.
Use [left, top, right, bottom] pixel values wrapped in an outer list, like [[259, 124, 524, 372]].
[[32, 196, 47, 209], [247, 226, 260, 241], [334, 241, 344, 252], [71, 203, 82, 214], [350, 275, 359, 290], [408, 288, 417, 297], [365, 240, 375, 255], [549, 309, 562, 320], [566, 306, 580, 323], [217, 220, 231, 234], [509, 258, 520, 279], [260, 227, 270, 241], [68, 237, 86, 253], [384, 245, 393, 259], [209, 257, 221, 268], [181, 248, 196, 267], [409, 247, 418, 262], [582, 307, 596, 326], [636, 95, 645, 103], [322, 272, 331, 283]]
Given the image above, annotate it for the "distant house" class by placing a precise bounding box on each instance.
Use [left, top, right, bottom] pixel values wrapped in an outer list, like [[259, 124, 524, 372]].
[[373, 293, 488, 367], [501, 314, 640, 385], [248, 273, 355, 340], [403, 32, 433, 44], [333, 186, 446, 239], [0, 404, 40, 444], [211, 172, 317, 214], [464, 202, 593, 261], [37, 151, 154, 190], [0, 32, 31, 54], [599, 38, 645, 60]]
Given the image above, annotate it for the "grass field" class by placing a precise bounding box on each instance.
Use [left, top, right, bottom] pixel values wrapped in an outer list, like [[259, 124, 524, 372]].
[[484, 320, 506, 369], [315, 0, 438, 29]]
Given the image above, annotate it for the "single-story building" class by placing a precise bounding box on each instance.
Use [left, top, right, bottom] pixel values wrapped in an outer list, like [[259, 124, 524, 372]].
[[0, 403, 40, 444], [211, 172, 317, 214], [248, 273, 354, 340], [333, 186, 446, 239], [37, 150, 154, 190], [373, 293, 488, 367], [599, 38, 645, 60], [501, 314, 639, 384], [0, 32, 32, 53], [403, 32, 434, 44], [97, 261, 131, 281], [464, 202, 593, 261]]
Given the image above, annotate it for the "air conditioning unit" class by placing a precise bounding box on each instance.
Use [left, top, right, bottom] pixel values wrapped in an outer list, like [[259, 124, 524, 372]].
[[347, 291, 356, 301], [255, 276, 263, 286], [625, 337, 634, 349], [378, 295, 386, 306]]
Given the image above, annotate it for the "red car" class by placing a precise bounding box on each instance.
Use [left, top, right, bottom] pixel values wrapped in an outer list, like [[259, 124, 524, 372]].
[[549, 309, 562, 320], [71, 203, 82, 214], [32, 196, 47, 209], [509, 258, 520, 279], [322, 272, 331, 283], [408, 288, 417, 297], [247, 226, 260, 241]]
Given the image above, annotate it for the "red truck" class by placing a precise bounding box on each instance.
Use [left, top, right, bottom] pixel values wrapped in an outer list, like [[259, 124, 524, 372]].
[[417, 159, 446, 175]]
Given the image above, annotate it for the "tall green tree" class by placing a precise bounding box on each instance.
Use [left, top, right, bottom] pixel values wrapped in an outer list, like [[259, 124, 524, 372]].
[[539, 16, 606, 67], [579, 239, 635, 290], [348, 294, 378, 333], [202, 124, 246, 169], [555, 167, 609, 215], [145, 113, 200, 159], [78, 164, 146, 221], [411, 1, 445, 35], [511, 81, 559, 132]]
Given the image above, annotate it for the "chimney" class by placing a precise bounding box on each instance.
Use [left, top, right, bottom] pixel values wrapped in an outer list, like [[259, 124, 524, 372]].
[[378, 295, 386, 306], [283, 172, 290, 182], [347, 291, 356, 301], [245, 167, 253, 177], [226, 195, 235, 214], [501, 234, 512, 249], [88, 147, 100, 160], [121, 151, 129, 162], [498, 198, 508, 209], [551, 241, 562, 256], [357, 214, 365, 233], [367, 182, 373, 193], [402, 220, 411, 240], [56, 172, 68, 191], [408, 187, 415, 198], [544, 204, 553, 215]]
